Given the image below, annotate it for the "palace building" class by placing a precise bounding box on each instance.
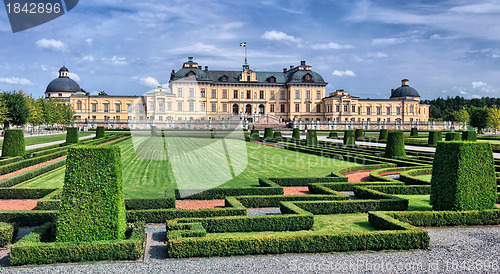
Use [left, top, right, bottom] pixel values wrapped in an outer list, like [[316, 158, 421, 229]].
[[46, 58, 429, 128]]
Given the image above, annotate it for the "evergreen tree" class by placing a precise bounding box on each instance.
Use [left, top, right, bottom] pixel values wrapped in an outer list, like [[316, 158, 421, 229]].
[[469, 107, 491, 133]]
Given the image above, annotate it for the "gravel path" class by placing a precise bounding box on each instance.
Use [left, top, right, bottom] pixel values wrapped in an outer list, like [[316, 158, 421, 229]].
[[2, 226, 500, 273]]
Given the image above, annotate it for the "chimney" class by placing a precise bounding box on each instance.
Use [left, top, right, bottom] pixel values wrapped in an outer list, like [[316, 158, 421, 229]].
[[300, 61, 306, 66], [402, 79, 409, 86], [205, 66, 208, 71], [290, 65, 294, 70], [283, 68, 287, 73]]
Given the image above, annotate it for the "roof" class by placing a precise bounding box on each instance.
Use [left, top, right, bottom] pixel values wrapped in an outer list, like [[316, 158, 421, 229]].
[[46, 77, 82, 93], [391, 84, 420, 98]]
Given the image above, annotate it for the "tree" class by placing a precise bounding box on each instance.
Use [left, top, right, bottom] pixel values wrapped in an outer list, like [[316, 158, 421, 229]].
[[25, 93, 44, 126], [2, 90, 29, 128], [469, 107, 491, 133], [0, 95, 9, 127], [488, 105, 500, 133], [444, 107, 469, 123]]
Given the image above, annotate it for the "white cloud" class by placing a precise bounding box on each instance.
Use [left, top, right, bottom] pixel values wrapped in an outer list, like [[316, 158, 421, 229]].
[[311, 42, 352, 50], [69, 73, 81, 82], [472, 81, 487, 89], [332, 70, 356, 77], [261, 30, 300, 43], [372, 37, 409, 45], [101, 56, 127, 65], [41, 65, 48, 71], [140, 77, 160, 88], [82, 55, 95, 62], [367, 52, 388, 58], [0, 77, 33, 85], [86, 38, 93, 45], [35, 39, 68, 52]]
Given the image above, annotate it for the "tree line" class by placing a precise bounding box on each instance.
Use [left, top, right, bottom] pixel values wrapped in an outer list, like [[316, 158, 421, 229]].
[[0, 90, 74, 129]]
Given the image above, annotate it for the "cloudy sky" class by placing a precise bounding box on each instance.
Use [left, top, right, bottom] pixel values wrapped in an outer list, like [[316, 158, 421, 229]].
[[1, 0, 500, 100]]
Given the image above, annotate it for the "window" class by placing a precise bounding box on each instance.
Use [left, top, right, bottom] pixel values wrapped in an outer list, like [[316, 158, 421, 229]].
[[396, 107, 401, 115], [159, 116, 162, 121], [336, 105, 340, 112], [254, 92, 257, 99], [211, 89, 216, 98], [115, 103, 121, 113], [246, 90, 251, 99], [316, 104, 321, 113], [344, 105, 348, 112], [201, 88, 206, 98], [280, 104, 286, 113], [241, 92, 244, 98], [58, 93, 62, 97], [366, 106, 371, 115], [409, 105, 414, 113], [177, 88, 183, 97], [376, 106, 381, 115], [233, 90, 238, 98], [127, 104, 132, 112], [211, 103, 216, 112], [177, 102, 182, 111], [159, 102, 165, 112], [104, 116, 109, 122], [270, 104, 275, 112], [386, 106, 391, 115], [103, 103, 109, 113], [189, 102, 194, 112], [316, 90, 321, 99], [352, 105, 356, 112], [222, 103, 227, 112], [280, 90, 285, 99], [116, 116, 120, 121], [167, 103, 172, 111], [222, 90, 228, 99], [259, 90, 264, 99], [76, 101, 82, 110], [306, 104, 310, 112], [295, 104, 300, 112], [149, 103, 154, 112], [358, 106, 361, 114], [306, 90, 311, 99], [270, 91, 275, 99], [201, 102, 205, 112], [295, 90, 300, 99]]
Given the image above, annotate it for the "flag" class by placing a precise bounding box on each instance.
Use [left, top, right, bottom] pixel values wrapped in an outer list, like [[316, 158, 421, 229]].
[[240, 42, 246, 47]]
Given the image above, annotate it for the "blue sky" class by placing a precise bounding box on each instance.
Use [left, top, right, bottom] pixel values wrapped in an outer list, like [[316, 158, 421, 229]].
[[1, 0, 500, 100]]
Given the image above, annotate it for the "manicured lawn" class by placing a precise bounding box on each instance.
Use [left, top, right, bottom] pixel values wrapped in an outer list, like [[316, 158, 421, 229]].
[[15, 137, 359, 198], [205, 213, 374, 238], [0, 132, 93, 148], [395, 195, 432, 211]]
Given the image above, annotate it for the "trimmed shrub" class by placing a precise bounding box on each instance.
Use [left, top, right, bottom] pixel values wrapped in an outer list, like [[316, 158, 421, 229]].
[[355, 128, 364, 140], [462, 130, 477, 141], [273, 131, 282, 138], [386, 210, 500, 227], [0, 188, 56, 199], [1, 129, 26, 157], [431, 142, 497, 211], [0, 150, 67, 176], [250, 129, 259, 139], [96, 126, 105, 138], [65, 127, 79, 144], [56, 145, 126, 242], [10, 223, 144, 266], [445, 132, 461, 141], [427, 130, 442, 146], [379, 129, 388, 140], [410, 127, 418, 136], [264, 128, 273, 139], [151, 126, 157, 136], [384, 131, 406, 158], [0, 222, 18, 247], [306, 130, 317, 146], [328, 131, 338, 138], [292, 128, 300, 140], [343, 130, 355, 146], [0, 159, 66, 187]]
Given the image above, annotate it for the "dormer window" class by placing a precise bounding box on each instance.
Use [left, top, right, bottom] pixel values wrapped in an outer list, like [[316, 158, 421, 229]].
[[220, 75, 228, 82], [268, 76, 276, 83], [303, 74, 313, 83], [186, 71, 196, 77]]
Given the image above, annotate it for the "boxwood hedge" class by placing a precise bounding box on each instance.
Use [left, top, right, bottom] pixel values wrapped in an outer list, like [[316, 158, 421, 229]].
[[0, 222, 18, 247], [306, 130, 318, 146], [410, 127, 418, 137], [355, 128, 363, 140], [343, 130, 355, 146], [445, 132, 461, 141], [379, 129, 388, 140], [384, 131, 406, 158], [65, 127, 79, 144], [96, 126, 105, 138], [2, 129, 26, 157], [461, 130, 477, 141], [264, 128, 273, 139], [427, 131, 442, 146]]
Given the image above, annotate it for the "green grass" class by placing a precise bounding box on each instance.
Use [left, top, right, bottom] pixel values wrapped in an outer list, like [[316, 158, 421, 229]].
[[0, 132, 93, 148], [417, 175, 432, 182], [205, 213, 374, 238], [14, 137, 358, 198], [395, 195, 432, 211]]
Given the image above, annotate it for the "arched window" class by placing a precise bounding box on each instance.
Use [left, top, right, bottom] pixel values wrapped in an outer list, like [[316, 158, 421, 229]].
[[76, 100, 82, 110]]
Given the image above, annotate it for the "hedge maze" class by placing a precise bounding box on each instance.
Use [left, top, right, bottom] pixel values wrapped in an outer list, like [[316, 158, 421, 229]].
[[1, 128, 500, 265]]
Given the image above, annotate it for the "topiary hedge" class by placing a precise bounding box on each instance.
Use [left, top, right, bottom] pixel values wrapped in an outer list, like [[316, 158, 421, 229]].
[[431, 141, 497, 211], [95, 126, 105, 138], [379, 129, 388, 140], [384, 131, 406, 158], [0, 222, 18, 247], [57, 145, 126, 242], [445, 132, 461, 141], [328, 131, 338, 138], [355, 128, 364, 140], [427, 130, 442, 146], [410, 127, 418, 137], [461, 130, 477, 141], [385, 209, 500, 227], [306, 130, 317, 146], [65, 127, 79, 144], [264, 128, 273, 139], [292, 128, 300, 140], [273, 131, 282, 139], [1, 129, 26, 157], [343, 130, 355, 146], [250, 129, 259, 139]]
